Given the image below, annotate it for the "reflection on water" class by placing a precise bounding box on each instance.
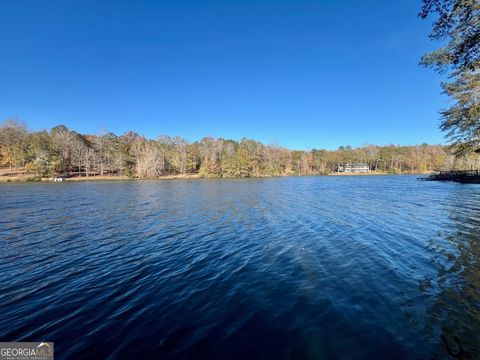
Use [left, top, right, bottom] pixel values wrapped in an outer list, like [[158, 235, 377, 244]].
[[0, 176, 479, 359], [423, 193, 480, 359]]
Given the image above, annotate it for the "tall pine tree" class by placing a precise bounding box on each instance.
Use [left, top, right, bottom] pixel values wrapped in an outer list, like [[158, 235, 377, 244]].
[[420, 0, 480, 155]]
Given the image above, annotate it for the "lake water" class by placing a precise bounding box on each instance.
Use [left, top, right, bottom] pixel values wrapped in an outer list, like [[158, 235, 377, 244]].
[[0, 176, 479, 359]]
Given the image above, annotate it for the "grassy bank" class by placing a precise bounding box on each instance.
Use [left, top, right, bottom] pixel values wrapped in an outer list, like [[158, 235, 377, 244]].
[[328, 171, 388, 176], [0, 168, 204, 182], [1, 168, 432, 183]]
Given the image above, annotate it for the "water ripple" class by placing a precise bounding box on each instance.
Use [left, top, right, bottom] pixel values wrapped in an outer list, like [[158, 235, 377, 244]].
[[0, 177, 479, 359]]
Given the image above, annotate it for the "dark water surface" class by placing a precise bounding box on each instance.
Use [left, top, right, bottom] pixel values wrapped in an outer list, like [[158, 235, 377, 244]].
[[1, 176, 479, 359]]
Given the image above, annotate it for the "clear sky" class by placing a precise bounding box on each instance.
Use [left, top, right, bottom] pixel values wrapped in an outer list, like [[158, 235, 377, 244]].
[[0, 0, 447, 150]]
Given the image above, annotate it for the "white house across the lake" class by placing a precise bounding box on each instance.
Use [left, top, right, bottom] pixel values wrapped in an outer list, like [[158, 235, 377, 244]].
[[337, 163, 370, 173]]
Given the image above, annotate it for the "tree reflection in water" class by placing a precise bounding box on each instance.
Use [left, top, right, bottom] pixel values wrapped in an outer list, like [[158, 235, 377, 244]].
[[423, 199, 480, 359]]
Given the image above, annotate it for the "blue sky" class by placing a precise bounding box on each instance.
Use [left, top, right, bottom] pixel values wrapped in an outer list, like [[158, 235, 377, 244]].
[[0, 0, 446, 150]]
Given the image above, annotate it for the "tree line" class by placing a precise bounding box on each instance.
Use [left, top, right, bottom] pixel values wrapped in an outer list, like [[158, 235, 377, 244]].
[[1, 118, 477, 179]]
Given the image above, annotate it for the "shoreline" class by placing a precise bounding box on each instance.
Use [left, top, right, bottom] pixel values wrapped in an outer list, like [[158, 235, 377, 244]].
[[0, 171, 431, 183]]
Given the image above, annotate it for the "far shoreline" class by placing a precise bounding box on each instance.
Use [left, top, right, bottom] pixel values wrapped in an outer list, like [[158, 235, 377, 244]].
[[0, 170, 432, 183]]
